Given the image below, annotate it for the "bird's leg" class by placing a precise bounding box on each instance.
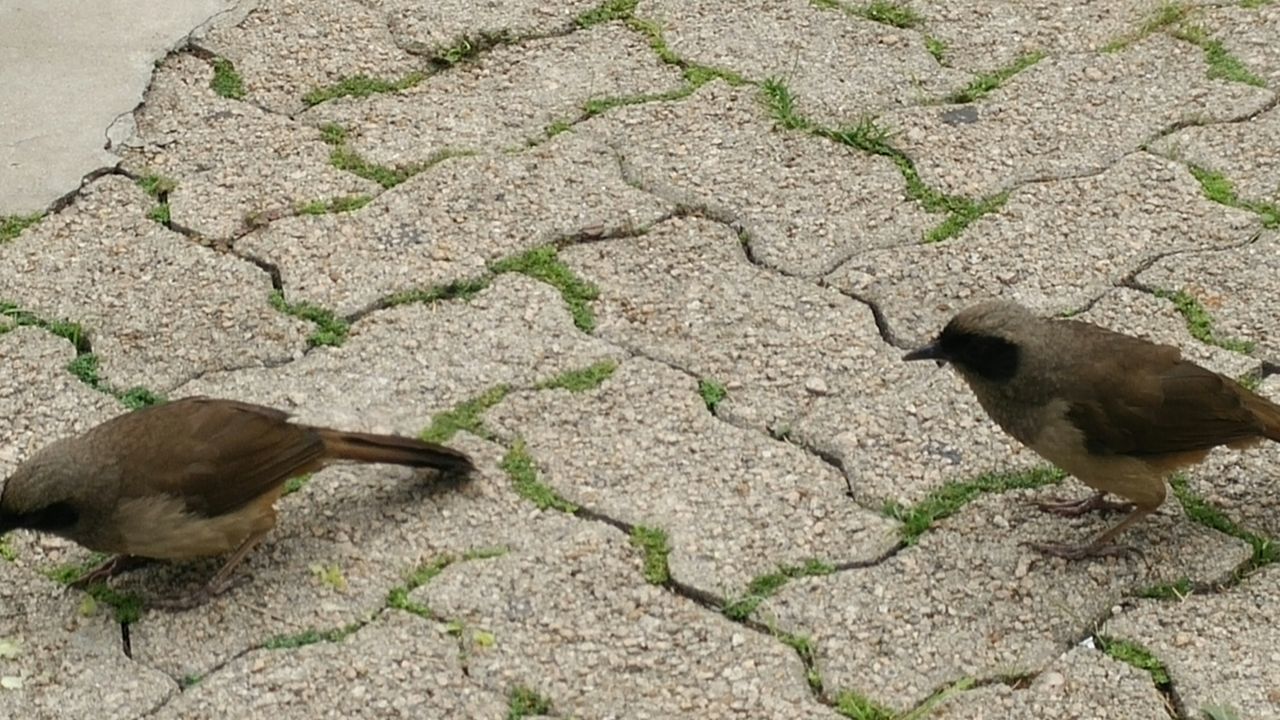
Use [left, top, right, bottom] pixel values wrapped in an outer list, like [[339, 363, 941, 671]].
[[1027, 505, 1157, 560], [1033, 490, 1134, 517], [69, 554, 151, 588], [151, 529, 270, 611]]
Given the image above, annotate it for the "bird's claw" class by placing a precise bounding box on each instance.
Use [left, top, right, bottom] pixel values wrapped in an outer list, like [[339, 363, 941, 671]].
[[150, 574, 252, 612], [1032, 494, 1134, 518]]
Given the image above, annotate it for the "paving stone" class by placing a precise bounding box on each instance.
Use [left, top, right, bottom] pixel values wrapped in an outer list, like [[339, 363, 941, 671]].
[[1200, 1, 1280, 88], [1169, 375, 1280, 542], [930, 646, 1170, 720], [375, 0, 599, 55], [485, 356, 901, 597], [637, 0, 969, 122], [239, 133, 669, 315], [759, 489, 1249, 710], [902, 0, 1172, 74], [0, 561, 175, 720], [1137, 230, 1280, 363], [880, 33, 1275, 198], [174, 274, 627, 434], [1104, 563, 1280, 720], [415, 516, 844, 719], [827, 152, 1261, 346], [0, 175, 309, 393], [152, 611, 506, 719], [306, 23, 684, 167], [122, 53, 379, 242], [577, 81, 934, 277], [0, 328, 120, 477], [203, 0, 424, 115], [1152, 103, 1280, 208], [562, 215, 1032, 509]]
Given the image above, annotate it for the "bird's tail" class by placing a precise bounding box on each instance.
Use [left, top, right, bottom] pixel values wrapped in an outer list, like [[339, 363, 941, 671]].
[[1245, 391, 1280, 443], [314, 428, 475, 474]]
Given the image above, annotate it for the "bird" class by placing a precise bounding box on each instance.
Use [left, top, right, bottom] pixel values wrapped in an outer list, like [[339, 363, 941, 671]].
[[903, 300, 1280, 559], [0, 396, 475, 608]]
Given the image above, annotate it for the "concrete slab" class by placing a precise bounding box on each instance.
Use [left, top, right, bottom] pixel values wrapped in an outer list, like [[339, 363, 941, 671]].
[[375, 0, 599, 55], [0, 0, 233, 215]]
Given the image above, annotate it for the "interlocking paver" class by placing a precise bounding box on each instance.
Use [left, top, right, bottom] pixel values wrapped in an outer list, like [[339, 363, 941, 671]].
[[306, 23, 684, 166], [416, 515, 845, 719], [637, 0, 969, 123], [827, 152, 1260, 346], [880, 33, 1274, 198], [485, 357, 901, 596], [239, 133, 669, 315], [577, 81, 935, 277], [375, 0, 599, 55], [0, 175, 309, 392], [123, 53, 380, 242], [1104, 563, 1280, 719], [760, 489, 1248, 710]]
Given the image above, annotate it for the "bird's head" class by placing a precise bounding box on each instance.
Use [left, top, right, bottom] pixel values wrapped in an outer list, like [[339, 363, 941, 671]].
[[902, 300, 1031, 382]]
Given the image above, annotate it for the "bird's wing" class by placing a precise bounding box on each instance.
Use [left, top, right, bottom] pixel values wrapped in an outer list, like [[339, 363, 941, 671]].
[[1058, 325, 1264, 456], [108, 397, 326, 517]]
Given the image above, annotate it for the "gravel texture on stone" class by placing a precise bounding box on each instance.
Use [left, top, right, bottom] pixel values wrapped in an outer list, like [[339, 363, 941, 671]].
[[879, 33, 1275, 198], [375, 0, 600, 55], [122, 53, 380, 241], [174, 274, 627, 434], [415, 515, 845, 719], [484, 356, 902, 596], [306, 23, 684, 166], [1104, 564, 1280, 720], [760, 488, 1249, 710], [0, 563, 175, 720], [153, 611, 506, 719], [930, 646, 1170, 720], [1152, 104, 1280, 207], [637, 0, 969, 123], [1198, 1, 1280, 88], [202, 0, 425, 116], [0, 175, 309, 392], [239, 133, 669, 315], [828, 152, 1261, 346], [0, 328, 120, 477], [576, 81, 935, 277], [1137, 230, 1280, 363]]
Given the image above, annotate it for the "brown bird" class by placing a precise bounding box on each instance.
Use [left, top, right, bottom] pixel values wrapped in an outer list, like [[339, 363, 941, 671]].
[[0, 397, 474, 607], [904, 300, 1280, 559]]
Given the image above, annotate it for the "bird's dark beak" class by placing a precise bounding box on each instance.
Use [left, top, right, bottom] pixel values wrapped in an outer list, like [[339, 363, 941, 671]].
[[903, 342, 947, 367]]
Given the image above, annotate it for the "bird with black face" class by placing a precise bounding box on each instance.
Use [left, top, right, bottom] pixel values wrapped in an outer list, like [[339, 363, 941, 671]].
[[904, 300, 1280, 559]]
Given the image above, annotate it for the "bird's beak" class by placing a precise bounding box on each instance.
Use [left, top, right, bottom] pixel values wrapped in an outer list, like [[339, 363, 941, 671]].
[[902, 342, 946, 367]]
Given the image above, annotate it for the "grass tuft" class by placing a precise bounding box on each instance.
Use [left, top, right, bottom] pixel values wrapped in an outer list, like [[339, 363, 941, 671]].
[[536, 360, 618, 392], [318, 123, 348, 146], [263, 624, 360, 650], [1186, 164, 1280, 228], [136, 174, 177, 198], [924, 36, 947, 64], [0, 213, 42, 243], [1154, 288, 1255, 354], [1172, 24, 1267, 87], [296, 195, 372, 215], [946, 51, 1045, 104], [577, 0, 639, 27], [303, 72, 425, 107], [501, 441, 578, 513], [884, 467, 1065, 544], [490, 246, 600, 332], [697, 379, 728, 413], [268, 290, 350, 347], [1097, 636, 1171, 685], [507, 686, 553, 719], [1138, 577, 1193, 600], [420, 386, 509, 443], [858, 1, 923, 28], [385, 276, 490, 308], [1169, 474, 1279, 575], [723, 559, 835, 621], [629, 526, 671, 585], [835, 690, 897, 720], [210, 58, 246, 100]]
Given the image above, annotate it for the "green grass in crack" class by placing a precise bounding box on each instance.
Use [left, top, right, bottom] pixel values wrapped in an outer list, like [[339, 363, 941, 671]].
[[210, 58, 246, 100], [1187, 164, 1280, 228], [723, 559, 835, 621], [318, 123, 348, 146], [835, 690, 897, 720], [296, 195, 372, 215], [420, 385, 509, 443], [629, 525, 671, 585], [924, 192, 1008, 243], [884, 466, 1066, 544], [0, 302, 88, 350], [303, 72, 425, 107], [1103, 2, 1190, 51], [945, 51, 1045, 104], [385, 276, 490, 309], [431, 32, 508, 67], [264, 623, 361, 650], [1172, 24, 1267, 87], [1153, 289, 1255, 354], [1169, 474, 1279, 574], [924, 36, 948, 64], [490, 246, 600, 332], [136, 174, 177, 198], [577, 0, 638, 27], [268, 290, 350, 347], [779, 632, 824, 693], [858, 1, 923, 28], [501, 441, 578, 513], [507, 686, 553, 720], [697, 379, 728, 413], [537, 360, 619, 393], [0, 213, 42, 243], [46, 555, 143, 623], [283, 473, 312, 496], [387, 555, 454, 618], [1138, 577, 1193, 600], [0, 538, 16, 562], [1097, 636, 1171, 685], [64, 354, 163, 408]]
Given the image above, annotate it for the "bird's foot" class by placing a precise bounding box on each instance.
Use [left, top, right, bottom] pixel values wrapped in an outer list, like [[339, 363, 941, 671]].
[[68, 555, 150, 589], [150, 574, 252, 611], [1033, 492, 1134, 518], [1025, 540, 1138, 561]]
